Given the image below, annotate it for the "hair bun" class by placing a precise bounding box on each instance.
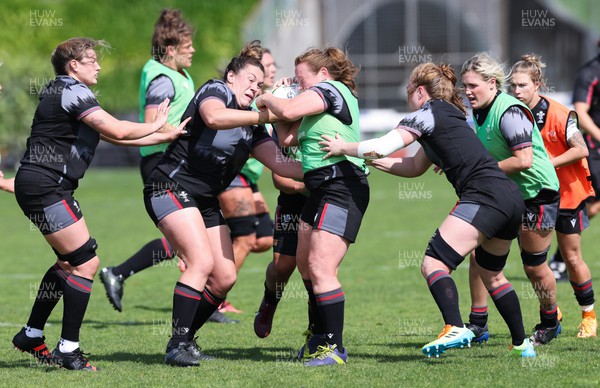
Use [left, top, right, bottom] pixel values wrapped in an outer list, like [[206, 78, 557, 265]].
[[439, 64, 457, 84], [239, 40, 263, 61], [519, 53, 545, 69]]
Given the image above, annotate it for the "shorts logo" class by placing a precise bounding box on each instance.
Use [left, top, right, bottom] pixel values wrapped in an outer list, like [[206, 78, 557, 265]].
[[570, 219, 577, 228], [73, 200, 81, 214], [179, 191, 190, 203]]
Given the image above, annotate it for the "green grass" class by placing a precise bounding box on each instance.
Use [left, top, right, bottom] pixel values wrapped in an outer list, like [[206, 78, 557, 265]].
[[0, 0, 258, 147], [0, 168, 599, 387]]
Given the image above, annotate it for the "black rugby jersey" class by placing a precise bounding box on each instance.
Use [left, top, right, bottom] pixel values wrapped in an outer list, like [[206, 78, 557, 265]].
[[156, 79, 272, 196], [20, 76, 101, 187], [573, 55, 600, 153], [398, 99, 509, 198], [573, 55, 600, 127]]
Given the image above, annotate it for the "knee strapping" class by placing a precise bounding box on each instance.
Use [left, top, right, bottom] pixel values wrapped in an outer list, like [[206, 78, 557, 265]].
[[521, 247, 550, 267], [425, 229, 465, 270], [255, 212, 274, 238], [53, 238, 98, 267], [226, 215, 258, 238], [475, 246, 509, 271]]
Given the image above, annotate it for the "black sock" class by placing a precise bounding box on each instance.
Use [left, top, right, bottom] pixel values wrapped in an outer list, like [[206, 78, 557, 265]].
[[489, 283, 526, 346], [571, 279, 595, 307], [61, 274, 93, 342], [113, 238, 174, 279], [540, 305, 558, 327], [27, 263, 68, 330], [171, 282, 201, 342], [469, 305, 488, 327], [303, 278, 324, 333], [315, 288, 345, 351], [552, 249, 563, 263], [426, 270, 463, 327], [190, 287, 224, 336], [264, 282, 280, 305]]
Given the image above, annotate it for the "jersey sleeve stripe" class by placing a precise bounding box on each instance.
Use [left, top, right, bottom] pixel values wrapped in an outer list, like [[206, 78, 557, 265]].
[[76, 106, 102, 120]]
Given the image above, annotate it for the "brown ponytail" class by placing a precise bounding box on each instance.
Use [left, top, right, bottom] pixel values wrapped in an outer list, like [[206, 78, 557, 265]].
[[295, 47, 359, 96], [151, 9, 194, 62], [411, 63, 466, 114]]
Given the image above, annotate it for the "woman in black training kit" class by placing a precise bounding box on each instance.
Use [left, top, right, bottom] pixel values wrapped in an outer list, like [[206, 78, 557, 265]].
[[12, 37, 185, 371], [142, 41, 302, 367]]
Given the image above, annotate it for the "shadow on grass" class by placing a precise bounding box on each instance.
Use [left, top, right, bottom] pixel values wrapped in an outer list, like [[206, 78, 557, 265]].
[[92, 352, 164, 365], [0, 359, 68, 373], [47, 319, 155, 329], [204, 346, 298, 362], [211, 346, 426, 363], [93, 346, 302, 364], [133, 305, 171, 313]]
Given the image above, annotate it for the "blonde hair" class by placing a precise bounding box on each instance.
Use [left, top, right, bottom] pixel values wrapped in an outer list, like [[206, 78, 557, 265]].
[[411, 63, 466, 114], [461, 52, 506, 90], [509, 53, 546, 89], [295, 47, 359, 96]]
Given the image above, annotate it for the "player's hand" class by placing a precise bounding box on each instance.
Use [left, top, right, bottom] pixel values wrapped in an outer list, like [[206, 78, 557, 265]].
[[319, 133, 346, 159], [0, 170, 15, 193], [166, 117, 191, 140], [369, 157, 396, 172], [258, 107, 279, 124], [432, 165, 444, 175], [153, 98, 172, 131], [273, 77, 294, 88], [155, 117, 190, 143], [255, 94, 267, 111]]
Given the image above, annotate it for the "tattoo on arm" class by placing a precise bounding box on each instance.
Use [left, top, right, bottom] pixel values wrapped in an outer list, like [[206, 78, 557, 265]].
[[568, 131, 587, 149], [90, 117, 105, 127]]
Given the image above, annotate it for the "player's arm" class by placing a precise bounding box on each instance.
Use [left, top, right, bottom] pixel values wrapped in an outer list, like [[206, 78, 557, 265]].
[[320, 127, 416, 160], [200, 98, 277, 129], [550, 113, 589, 168], [271, 120, 301, 147], [253, 139, 303, 180], [100, 117, 189, 146], [497, 107, 534, 174], [0, 170, 15, 193], [272, 172, 307, 195], [574, 102, 600, 142], [256, 89, 323, 147], [499, 147, 533, 173], [369, 147, 432, 177], [84, 99, 170, 140], [573, 70, 600, 142]]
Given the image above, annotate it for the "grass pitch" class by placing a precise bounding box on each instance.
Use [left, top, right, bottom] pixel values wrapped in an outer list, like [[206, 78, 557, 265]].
[[0, 168, 598, 387]]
